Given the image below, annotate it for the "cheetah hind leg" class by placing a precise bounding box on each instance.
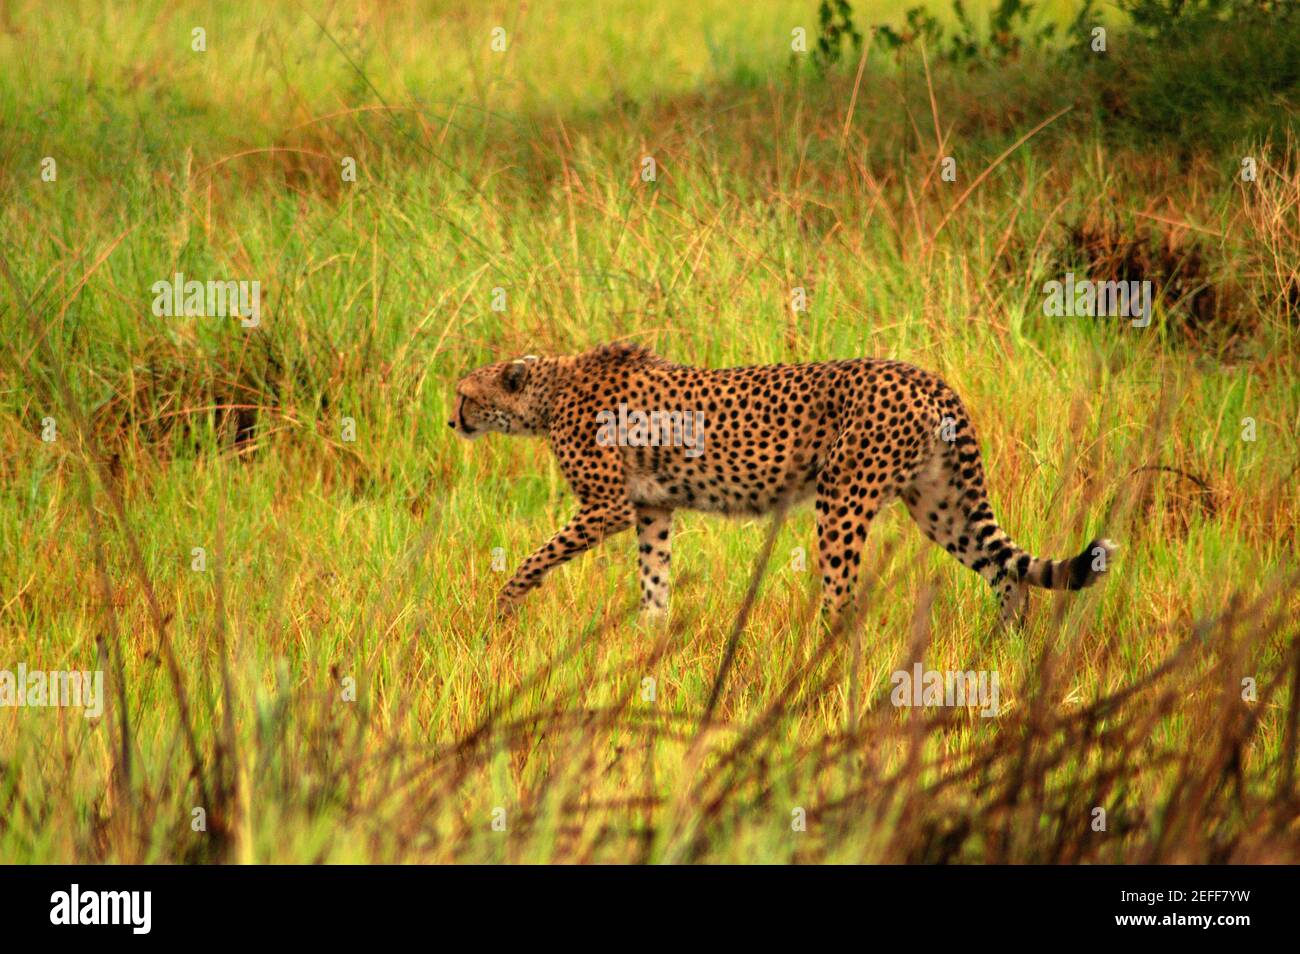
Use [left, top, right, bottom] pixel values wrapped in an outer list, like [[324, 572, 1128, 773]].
[[901, 459, 1031, 630], [814, 482, 879, 627], [997, 579, 1028, 629], [900, 450, 1113, 632]]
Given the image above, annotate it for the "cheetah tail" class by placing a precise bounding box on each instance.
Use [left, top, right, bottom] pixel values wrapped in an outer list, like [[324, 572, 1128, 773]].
[[1019, 537, 1118, 591]]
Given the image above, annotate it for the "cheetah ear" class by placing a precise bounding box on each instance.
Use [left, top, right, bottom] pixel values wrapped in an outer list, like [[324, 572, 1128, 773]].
[[502, 359, 530, 393]]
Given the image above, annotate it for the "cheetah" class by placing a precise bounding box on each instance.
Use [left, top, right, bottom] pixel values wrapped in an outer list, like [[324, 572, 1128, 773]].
[[449, 343, 1115, 625]]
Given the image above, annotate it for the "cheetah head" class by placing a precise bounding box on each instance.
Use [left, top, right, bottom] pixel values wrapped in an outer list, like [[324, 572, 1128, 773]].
[[449, 354, 547, 439]]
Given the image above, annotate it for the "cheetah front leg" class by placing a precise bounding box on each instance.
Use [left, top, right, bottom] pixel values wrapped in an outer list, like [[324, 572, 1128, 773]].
[[635, 506, 673, 616], [497, 501, 635, 615]]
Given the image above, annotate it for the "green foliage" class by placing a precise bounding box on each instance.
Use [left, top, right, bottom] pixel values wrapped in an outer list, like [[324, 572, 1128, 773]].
[[1098, 0, 1300, 146], [811, 0, 864, 73], [872, 0, 1097, 64], [1119, 0, 1291, 32], [875, 0, 1069, 63], [823, 0, 1298, 148]]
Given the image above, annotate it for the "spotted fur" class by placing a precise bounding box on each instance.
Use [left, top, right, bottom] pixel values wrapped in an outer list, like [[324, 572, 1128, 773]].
[[450, 343, 1116, 624]]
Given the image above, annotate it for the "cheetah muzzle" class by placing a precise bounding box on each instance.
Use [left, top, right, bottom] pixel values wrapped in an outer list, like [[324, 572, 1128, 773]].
[[450, 343, 1117, 626]]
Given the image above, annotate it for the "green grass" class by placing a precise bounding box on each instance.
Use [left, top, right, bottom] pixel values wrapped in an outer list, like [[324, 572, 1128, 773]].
[[1, 0, 1298, 863]]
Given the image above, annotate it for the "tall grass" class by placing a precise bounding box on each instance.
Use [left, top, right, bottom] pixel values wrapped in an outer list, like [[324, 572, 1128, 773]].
[[1, 0, 1297, 862]]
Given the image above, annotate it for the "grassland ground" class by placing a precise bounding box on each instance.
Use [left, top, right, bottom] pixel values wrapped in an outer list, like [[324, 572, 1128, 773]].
[[1, 0, 1298, 862]]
